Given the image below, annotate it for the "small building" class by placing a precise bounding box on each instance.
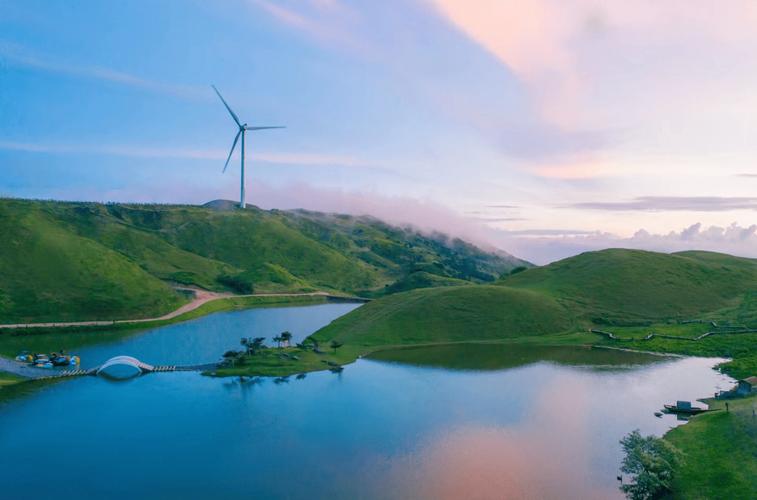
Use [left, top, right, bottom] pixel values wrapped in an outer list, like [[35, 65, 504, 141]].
[[736, 376, 757, 396]]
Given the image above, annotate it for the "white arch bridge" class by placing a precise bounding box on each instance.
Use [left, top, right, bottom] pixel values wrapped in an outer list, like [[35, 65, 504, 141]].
[[35, 356, 217, 381]]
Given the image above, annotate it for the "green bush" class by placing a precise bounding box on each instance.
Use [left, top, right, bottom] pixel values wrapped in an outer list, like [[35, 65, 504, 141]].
[[620, 430, 683, 500]]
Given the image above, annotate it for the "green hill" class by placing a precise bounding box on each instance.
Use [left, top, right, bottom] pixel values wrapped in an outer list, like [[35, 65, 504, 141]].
[[0, 201, 185, 322], [311, 248, 757, 354], [0, 198, 525, 322], [312, 285, 574, 347], [501, 248, 757, 324]]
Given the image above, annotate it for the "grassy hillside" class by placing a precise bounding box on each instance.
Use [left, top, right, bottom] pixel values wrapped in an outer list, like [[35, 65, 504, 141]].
[[0, 198, 523, 322], [306, 248, 757, 371], [284, 210, 525, 287], [312, 285, 574, 346], [665, 394, 757, 499], [0, 201, 185, 322], [502, 249, 757, 324]]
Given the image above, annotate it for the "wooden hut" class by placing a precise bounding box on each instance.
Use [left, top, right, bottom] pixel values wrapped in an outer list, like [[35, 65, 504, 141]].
[[736, 376, 757, 396]]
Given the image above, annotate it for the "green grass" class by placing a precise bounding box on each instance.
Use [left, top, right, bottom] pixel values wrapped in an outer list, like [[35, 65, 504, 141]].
[[211, 345, 362, 377], [305, 249, 757, 380], [0, 371, 22, 387], [502, 249, 757, 325], [664, 394, 757, 499], [0, 200, 186, 322], [380, 271, 469, 295], [0, 198, 522, 323], [312, 285, 575, 347]]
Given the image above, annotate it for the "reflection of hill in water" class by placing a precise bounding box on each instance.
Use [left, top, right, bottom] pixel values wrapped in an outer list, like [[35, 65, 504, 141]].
[[368, 344, 668, 372]]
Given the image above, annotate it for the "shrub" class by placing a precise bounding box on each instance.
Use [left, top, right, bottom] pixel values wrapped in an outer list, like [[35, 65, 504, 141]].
[[619, 430, 683, 500]]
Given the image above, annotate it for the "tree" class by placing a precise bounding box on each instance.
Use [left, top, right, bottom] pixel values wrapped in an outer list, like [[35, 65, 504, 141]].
[[330, 340, 343, 354], [619, 430, 683, 500], [250, 337, 266, 354], [240, 337, 251, 355], [273, 335, 283, 348], [280, 331, 293, 347], [241, 336, 267, 355]]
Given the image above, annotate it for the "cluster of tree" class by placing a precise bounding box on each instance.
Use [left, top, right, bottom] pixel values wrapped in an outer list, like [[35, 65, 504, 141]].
[[220, 332, 345, 369], [272, 331, 293, 348], [217, 273, 254, 294], [619, 430, 683, 500], [240, 337, 267, 355]]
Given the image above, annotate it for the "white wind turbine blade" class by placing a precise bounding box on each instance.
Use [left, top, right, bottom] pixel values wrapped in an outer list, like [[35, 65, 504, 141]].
[[223, 130, 242, 172], [245, 126, 286, 131], [212, 85, 242, 127]]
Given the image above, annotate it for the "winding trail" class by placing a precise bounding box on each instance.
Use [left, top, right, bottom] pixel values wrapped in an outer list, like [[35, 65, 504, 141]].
[[0, 288, 362, 330]]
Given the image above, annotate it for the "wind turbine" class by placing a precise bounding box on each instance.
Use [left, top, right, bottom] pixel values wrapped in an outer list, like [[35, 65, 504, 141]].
[[212, 85, 284, 209]]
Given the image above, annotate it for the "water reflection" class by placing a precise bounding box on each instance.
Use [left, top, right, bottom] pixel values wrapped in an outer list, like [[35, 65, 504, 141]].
[[71, 302, 361, 368], [368, 343, 667, 372], [0, 309, 733, 499]]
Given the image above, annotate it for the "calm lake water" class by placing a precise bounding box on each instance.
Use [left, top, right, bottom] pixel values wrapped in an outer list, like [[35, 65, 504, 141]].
[[0, 304, 733, 499]]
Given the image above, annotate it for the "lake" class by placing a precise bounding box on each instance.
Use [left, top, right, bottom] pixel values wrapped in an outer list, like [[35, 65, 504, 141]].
[[0, 303, 733, 499]]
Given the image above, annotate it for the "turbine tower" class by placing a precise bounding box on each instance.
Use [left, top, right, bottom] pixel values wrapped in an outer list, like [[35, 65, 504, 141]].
[[212, 85, 284, 208]]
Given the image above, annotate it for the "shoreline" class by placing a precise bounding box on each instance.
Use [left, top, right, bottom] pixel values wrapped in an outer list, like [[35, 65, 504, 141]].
[[0, 294, 364, 383], [0, 291, 369, 332]]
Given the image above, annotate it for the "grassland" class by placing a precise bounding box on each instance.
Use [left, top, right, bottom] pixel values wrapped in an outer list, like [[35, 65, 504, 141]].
[[0, 198, 524, 323], [311, 285, 574, 346], [211, 345, 363, 378], [0, 201, 187, 323], [0, 371, 22, 387], [225, 249, 757, 380], [664, 394, 757, 499], [502, 249, 757, 325]]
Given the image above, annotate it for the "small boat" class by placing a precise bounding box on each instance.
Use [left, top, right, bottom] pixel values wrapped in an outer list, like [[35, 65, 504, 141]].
[[663, 401, 707, 415], [15, 352, 33, 363], [51, 355, 71, 367]]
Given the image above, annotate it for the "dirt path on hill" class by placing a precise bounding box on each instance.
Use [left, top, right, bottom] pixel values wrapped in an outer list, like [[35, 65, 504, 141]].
[[0, 288, 342, 331]]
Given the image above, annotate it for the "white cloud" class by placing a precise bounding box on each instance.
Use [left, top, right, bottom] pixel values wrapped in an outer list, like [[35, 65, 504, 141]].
[[490, 222, 757, 264], [0, 140, 376, 169]]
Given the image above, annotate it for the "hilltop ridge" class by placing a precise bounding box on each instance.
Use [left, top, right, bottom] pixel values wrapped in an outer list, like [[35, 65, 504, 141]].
[[0, 198, 527, 323]]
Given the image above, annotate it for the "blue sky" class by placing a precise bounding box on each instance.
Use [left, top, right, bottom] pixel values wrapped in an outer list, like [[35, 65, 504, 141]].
[[1, 0, 756, 262]]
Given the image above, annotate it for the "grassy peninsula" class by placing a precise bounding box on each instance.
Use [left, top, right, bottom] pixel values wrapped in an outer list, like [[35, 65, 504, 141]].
[[664, 394, 757, 498]]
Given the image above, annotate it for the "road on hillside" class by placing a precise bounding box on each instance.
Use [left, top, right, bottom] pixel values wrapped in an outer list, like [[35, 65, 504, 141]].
[[0, 289, 340, 330]]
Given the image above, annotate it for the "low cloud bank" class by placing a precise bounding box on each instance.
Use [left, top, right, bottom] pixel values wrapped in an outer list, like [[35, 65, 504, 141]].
[[491, 223, 757, 265], [16, 180, 757, 266], [253, 185, 757, 264]]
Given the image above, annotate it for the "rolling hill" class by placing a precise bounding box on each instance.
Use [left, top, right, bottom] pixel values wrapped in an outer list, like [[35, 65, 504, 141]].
[[312, 285, 574, 347], [0, 202, 185, 323], [502, 248, 757, 324], [0, 198, 526, 322], [312, 248, 757, 350]]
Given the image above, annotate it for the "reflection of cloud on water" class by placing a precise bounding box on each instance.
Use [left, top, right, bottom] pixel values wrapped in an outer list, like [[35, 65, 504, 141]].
[[384, 374, 620, 500]]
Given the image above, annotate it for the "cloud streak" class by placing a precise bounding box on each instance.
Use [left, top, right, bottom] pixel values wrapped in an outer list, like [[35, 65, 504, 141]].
[[568, 196, 757, 212], [0, 140, 379, 169], [0, 42, 205, 100]]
